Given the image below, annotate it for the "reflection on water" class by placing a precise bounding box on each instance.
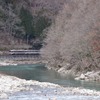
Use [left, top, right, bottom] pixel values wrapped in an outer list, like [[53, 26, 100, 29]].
[[0, 64, 100, 91]]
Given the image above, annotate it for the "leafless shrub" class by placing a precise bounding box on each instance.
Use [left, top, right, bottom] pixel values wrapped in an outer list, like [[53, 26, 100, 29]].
[[41, 0, 100, 73]]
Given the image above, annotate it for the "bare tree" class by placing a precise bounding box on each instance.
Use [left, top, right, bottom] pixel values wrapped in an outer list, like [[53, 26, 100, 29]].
[[41, 0, 100, 73], [0, 1, 25, 44]]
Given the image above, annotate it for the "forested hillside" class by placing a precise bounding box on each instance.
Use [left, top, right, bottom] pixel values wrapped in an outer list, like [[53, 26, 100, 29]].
[[1, 0, 100, 79], [41, 0, 100, 76], [0, 0, 65, 50]]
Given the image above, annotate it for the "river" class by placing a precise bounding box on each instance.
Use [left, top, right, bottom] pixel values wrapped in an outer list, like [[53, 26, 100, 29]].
[[0, 64, 100, 91], [1, 64, 100, 100]]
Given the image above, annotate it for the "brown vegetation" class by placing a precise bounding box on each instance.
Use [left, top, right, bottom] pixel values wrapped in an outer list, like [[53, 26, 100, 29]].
[[41, 0, 100, 74]]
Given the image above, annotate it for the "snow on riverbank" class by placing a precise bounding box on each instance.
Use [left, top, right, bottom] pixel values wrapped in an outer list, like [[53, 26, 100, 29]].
[[0, 59, 42, 66], [75, 72, 100, 81], [0, 61, 17, 66], [0, 74, 100, 99]]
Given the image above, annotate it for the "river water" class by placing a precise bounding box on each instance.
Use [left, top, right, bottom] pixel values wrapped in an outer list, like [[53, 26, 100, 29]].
[[1, 64, 100, 100], [0, 64, 100, 91]]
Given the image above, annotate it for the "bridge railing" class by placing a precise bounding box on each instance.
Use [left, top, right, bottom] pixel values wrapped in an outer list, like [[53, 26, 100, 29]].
[[9, 50, 40, 55]]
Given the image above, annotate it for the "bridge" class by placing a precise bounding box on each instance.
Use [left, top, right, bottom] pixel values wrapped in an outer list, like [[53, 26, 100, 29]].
[[0, 50, 41, 60], [9, 49, 40, 55]]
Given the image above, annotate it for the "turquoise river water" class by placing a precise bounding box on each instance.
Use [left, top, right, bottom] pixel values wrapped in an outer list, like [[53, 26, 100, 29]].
[[0, 64, 100, 91]]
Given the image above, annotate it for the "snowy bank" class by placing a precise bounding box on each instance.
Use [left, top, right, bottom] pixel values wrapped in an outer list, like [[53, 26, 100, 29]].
[[0, 61, 17, 66], [0, 59, 42, 66], [0, 74, 100, 99]]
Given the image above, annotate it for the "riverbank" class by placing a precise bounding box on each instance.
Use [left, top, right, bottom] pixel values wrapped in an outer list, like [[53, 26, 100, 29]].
[[0, 58, 42, 66], [0, 74, 100, 100], [45, 62, 100, 82]]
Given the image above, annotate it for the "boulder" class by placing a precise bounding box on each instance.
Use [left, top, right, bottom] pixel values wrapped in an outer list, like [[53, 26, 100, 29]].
[[75, 74, 86, 80], [80, 74, 85, 80]]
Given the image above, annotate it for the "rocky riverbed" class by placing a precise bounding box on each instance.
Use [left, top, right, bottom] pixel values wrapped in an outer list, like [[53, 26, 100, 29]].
[[0, 74, 100, 100], [57, 66, 100, 82]]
